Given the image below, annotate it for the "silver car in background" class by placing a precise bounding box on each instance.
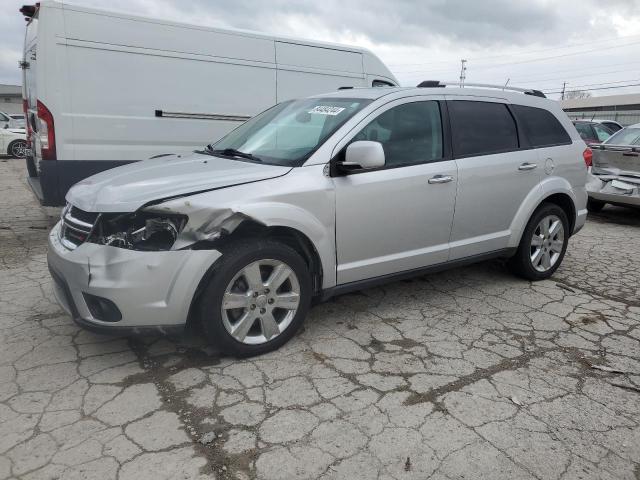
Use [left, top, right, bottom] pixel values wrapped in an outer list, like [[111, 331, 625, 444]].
[[48, 84, 588, 356], [586, 123, 640, 212]]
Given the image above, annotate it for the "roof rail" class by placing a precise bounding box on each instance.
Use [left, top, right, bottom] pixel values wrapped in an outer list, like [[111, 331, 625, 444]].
[[416, 80, 546, 98]]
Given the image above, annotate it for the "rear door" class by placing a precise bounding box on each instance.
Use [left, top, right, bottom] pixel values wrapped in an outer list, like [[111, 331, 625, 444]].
[[447, 97, 541, 259]]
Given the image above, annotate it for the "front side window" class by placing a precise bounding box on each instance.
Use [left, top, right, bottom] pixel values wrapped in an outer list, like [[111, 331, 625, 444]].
[[351, 101, 443, 167], [512, 105, 571, 147], [209, 97, 372, 166], [449, 101, 518, 157]]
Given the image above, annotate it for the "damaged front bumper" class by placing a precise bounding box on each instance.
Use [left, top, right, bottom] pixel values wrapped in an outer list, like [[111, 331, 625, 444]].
[[47, 222, 222, 334]]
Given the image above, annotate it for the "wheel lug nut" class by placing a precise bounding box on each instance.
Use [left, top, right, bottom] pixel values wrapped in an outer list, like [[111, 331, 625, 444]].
[[250, 305, 256, 310], [253, 292, 259, 298], [268, 299, 274, 304], [264, 288, 270, 294], [260, 308, 266, 314]]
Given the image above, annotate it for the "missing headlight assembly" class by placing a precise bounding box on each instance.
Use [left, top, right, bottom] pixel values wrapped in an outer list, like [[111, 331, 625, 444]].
[[91, 212, 188, 251]]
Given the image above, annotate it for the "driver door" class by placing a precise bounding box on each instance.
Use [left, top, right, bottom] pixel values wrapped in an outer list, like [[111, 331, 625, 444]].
[[333, 98, 458, 285]]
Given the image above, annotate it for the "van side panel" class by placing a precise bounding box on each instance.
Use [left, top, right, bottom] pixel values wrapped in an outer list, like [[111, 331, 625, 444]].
[[62, 7, 275, 64], [65, 44, 276, 160], [275, 42, 365, 101]]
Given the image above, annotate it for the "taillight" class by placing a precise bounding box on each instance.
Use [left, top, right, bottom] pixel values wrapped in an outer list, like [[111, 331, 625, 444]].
[[36, 100, 56, 160], [583, 148, 593, 168]]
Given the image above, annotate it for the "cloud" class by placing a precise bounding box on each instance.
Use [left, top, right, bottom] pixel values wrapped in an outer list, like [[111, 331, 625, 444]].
[[0, 0, 638, 98]]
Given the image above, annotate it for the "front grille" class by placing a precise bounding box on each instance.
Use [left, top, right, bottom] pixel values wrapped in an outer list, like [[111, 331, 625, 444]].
[[60, 204, 99, 250]]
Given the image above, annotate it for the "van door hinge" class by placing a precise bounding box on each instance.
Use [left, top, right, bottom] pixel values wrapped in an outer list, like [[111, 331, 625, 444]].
[[19, 61, 30, 70]]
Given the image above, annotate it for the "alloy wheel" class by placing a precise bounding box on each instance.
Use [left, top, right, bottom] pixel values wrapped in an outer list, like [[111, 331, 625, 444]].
[[11, 141, 27, 158], [221, 259, 301, 345], [530, 214, 564, 273]]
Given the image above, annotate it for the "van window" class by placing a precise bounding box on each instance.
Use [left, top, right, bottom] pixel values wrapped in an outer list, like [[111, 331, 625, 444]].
[[352, 101, 443, 167], [372, 80, 394, 87], [512, 105, 571, 147], [449, 101, 518, 157]]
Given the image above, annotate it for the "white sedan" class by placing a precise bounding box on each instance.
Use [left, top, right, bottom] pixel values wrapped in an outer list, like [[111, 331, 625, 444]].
[[0, 127, 27, 158]]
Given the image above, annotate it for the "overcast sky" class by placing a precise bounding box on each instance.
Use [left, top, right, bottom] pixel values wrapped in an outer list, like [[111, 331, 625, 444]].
[[1, 0, 639, 99]]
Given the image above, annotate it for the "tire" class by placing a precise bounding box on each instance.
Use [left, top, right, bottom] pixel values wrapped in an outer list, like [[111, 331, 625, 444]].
[[587, 198, 605, 213], [508, 203, 569, 281], [198, 239, 312, 357], [8, 140, 27, 159]]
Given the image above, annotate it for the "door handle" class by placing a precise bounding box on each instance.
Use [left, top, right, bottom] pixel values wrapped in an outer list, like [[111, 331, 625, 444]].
[[428, 175, 453, 184], [518, 162, 537, 171]]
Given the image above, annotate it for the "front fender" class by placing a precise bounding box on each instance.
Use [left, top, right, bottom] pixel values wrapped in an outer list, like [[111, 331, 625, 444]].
[[153, 166, 337, 288]]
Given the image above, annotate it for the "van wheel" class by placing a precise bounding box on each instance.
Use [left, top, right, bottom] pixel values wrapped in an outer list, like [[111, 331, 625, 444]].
[[198, 239, 312, 357], [587, 198, 605, 213], [508, 203, 569, 281], [8, 140, 27, 159]]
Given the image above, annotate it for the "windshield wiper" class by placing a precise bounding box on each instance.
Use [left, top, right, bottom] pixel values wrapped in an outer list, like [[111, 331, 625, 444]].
[[206, 146, 262, 162]]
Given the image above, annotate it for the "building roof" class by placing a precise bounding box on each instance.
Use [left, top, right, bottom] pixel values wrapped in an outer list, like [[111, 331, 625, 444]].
[[561, 93, 640, 110], [0, 84, 21, 97]]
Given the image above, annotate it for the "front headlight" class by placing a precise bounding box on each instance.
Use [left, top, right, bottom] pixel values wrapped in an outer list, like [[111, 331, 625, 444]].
[[91, 212, 187, 251]]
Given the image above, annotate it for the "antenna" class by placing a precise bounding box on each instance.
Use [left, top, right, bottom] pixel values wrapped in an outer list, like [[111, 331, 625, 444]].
[[459, 59, 467, 88], [561, 82, 566, 100], [503, 78, 510, 90]]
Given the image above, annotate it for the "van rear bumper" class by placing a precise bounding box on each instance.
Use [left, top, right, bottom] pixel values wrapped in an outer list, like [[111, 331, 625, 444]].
[[31, 159, 137, 207]]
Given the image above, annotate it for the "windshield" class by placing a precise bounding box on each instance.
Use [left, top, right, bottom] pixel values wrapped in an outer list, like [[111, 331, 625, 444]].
[[207, 97, 372, 166], [605, 127, 640, 146]]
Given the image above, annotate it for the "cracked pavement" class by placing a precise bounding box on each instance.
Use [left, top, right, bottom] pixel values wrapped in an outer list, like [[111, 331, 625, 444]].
[[0, 156, 639, 480]]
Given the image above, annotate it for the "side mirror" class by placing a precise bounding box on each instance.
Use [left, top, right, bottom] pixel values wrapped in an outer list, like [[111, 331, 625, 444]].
[[342, 141, 385, 171]]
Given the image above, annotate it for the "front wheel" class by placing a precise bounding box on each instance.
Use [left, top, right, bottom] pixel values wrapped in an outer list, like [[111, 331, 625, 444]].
[[508, 203, 569, 281], [198, 239, 312, 357]]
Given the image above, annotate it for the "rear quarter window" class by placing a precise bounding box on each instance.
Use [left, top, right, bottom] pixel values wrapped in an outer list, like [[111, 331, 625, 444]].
[[448, 100, 519, 158], [512, 105, 572, 148]]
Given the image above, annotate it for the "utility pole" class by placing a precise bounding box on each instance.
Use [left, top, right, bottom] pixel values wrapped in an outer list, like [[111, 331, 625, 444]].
[[459, 59, 467, 88], [561, 82, 566, 100]]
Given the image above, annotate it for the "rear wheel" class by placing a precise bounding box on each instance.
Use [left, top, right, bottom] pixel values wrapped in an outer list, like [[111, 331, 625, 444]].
[[587, 198, 605, 213], [198, 239, 312, 357], [8, 140, 27, 159], [508, 203, 569, 281]]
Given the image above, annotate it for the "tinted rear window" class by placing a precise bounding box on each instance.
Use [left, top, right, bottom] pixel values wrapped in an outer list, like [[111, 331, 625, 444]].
[[512, 105, 571, 147], [449, 101, 519, 157]]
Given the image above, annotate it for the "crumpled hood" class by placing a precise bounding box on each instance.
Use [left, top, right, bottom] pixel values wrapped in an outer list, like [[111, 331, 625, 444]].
[[66, 153, 292, 212]]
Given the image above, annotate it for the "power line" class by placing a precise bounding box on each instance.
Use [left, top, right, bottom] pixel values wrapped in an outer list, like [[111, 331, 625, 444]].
[[510, 68, 640, 86], [544, 82, 640, 94], [387, 33, 640, 68], [393, 40, 640, 74]]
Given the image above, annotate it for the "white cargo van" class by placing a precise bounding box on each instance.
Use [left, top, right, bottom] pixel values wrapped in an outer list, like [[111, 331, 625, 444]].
[[20, 2, 398, 206]]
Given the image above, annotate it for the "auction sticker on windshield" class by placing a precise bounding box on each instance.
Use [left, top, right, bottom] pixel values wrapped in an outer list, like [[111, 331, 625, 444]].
[[308, 106, 346, 116]]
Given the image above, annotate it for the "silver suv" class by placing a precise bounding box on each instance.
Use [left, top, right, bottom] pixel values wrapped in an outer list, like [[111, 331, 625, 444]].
[[48, 84, 589, 356]]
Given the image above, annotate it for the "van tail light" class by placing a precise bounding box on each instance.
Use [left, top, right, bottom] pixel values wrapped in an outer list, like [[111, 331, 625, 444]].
[[23, 99, 32, 145], [583, 148, 593, 168], [37, 100, 56, 160]]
